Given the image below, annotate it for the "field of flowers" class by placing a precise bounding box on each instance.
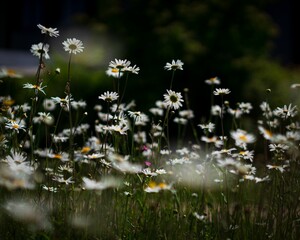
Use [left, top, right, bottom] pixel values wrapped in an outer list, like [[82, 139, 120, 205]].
[[0, 24, 299, 240]]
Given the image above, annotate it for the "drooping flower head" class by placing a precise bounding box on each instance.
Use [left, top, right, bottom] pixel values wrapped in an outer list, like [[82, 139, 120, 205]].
[[163, 89, 184, 110], [62, 38, 84, 54], [37, 24, 59, 37]]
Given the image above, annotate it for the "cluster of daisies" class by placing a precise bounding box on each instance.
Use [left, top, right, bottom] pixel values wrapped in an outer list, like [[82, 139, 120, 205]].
[[0, 23, 299, 198]]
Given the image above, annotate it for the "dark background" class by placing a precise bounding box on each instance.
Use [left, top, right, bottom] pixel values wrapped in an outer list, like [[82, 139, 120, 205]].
[[1, 0, 300, 125]]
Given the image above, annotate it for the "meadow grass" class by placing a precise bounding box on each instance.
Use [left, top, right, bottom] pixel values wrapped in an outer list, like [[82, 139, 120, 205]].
[[0, 24, 299, 240]]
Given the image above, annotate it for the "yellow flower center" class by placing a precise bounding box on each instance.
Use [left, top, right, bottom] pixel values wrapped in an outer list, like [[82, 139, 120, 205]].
[[12, 124, 19, 129], [81, 146, 91, 154], [111, 68, 119, 73], [239, 135, 247, 142], [53, 154, 62, 159]]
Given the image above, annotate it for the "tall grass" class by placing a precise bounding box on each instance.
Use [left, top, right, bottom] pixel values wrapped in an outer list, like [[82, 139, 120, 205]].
[[0, 24, 299, 240]]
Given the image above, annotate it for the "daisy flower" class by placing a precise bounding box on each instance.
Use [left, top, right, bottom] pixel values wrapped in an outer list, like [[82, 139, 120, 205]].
[[238, 102, 253, 114], [163, 89, 184, 110], [62, 38, 84, 54], [5, 120, 26, 133], [0, 68, 22, 78], [213, 88, 231, 95], [30, 43, 50, 59], [51, 95, 73, 111], [123, 65, 140, 74], [179, 109, 194, 119], [164, 59, 184, 71], [198, 122, 215, 133], [105, 67, 123, 78], [273, 103, 298, 119], [82, 177, 121, 190], [173, 117, 188, 125], [127, 111, 144, 122], [98, 91, 119, 102], [109, 59, 131, 70], [37, 24, 59, 37], [43, 98, 56, 111], [33, 112, 54, 125], [23, 83, 47, 95], [205, 77, 220, 85], [230, 129, 256, 149]]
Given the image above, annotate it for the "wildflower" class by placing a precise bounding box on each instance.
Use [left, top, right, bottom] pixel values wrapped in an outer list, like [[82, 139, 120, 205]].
[[273, 104, 298, 119], [127, 111, 144, 122], [266, 164, 288, 173], [155, 100, 168, 109], [201, 136, 223, 148], [198, 122, 215, 133], [163, 89, 184, 110], [193, 212, 206, 221], [237, 102, 253, 114], [291, 83, 300, 89], [33, 112, 54, 125], [164, 59, 184, 71], [228, 108, 243, 118], [260, 101, 273, 118], [217, 158, 239, 168], [179, 109, 194, 119], [144, 181, 172, 193], [104, 124, 129, 135], [23, 83, 47, 95], [62, 38, 84, 54], [5, 120, 26, 133], [0, 68, 22, 78], [71, 99, 87, 109], [234, 150, 254, 162], [108, 153, 142, 173], [43, 98, 56, 111], [149, 107, 164, 116], [30, 43, 50, 59], [230, 129, 256, 149], [211, 105, 222, 116], [52, 176, 74, 185], [98, 91, 119, 103], [51, 95, 73, 111], [82, 177, 121, 190], [109, 59, 131, 70], [205, 77, 220, 85], [42, 185, 58, 192], [37, 24, 59, 37], [174, 117, 188, 125], [123, 64, 140, 74], [213, 88, 231, 95], [106, 67, 123, 78], [269, 143, 289, 153]]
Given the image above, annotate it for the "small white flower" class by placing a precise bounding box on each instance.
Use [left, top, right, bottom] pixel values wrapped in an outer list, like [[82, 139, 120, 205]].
[[164, 59, 184, 71], [62, 38, 84, 54], [163, 89, 184, 110], [37, 24, 59, 37], [30, 43, 50, 59], [205, 77, 220, 85], [23, 83, 47, 95], [98, 91, 119, 102], [213, 88, 231, 95], [109, 59, 131, 70]]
